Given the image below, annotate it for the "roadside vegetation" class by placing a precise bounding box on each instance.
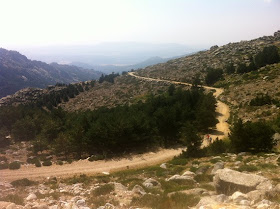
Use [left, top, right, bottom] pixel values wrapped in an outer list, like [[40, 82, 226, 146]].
[[0, 86, 217, 159]]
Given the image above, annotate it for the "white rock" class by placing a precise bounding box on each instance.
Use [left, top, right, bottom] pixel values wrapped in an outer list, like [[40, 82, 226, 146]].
[[231, 191, 248, 202], [132, 185, 146, 195], [160, 163, 167, 169], [26, 193, 37, 201], [6, 203, 16, 209], [102, 172, 110, 175], [76, 199, 86, 207], [142, 178, 161, 188], [166, 174, 194, 181], [182, 171, 196, 177]]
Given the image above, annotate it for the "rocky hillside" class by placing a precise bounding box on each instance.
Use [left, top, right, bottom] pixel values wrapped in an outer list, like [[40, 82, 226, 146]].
[[0, 48, 102, 98], [137, 31, 280, 83], [0, 151, 279, 208]]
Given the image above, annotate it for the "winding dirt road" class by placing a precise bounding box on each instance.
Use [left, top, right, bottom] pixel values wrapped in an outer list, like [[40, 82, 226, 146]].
[[128, 72, 230, 146], [0, 73, 230, 182]]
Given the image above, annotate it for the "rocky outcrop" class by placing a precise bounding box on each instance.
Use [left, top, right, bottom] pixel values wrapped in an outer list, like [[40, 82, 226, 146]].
[[213, 168, 273, 195]]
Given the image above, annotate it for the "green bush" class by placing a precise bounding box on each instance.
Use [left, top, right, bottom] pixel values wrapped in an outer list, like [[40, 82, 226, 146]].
[[205, 138, 231, 156], [92, 184, 114, 196], [56, 160, 63, 165], [169, 158, 188, 166], [0, 156, 8, 162], [0, 163, 8, 170], [229, 119, 275, 152], [238, 164, 259, 172], [11, 178, 37, 187], [35, 160, 41, 167], [42, 160, 52, 166], [88, 155, 105, 162], [9, 161, 21, 170], [0, 194, 24, 205]]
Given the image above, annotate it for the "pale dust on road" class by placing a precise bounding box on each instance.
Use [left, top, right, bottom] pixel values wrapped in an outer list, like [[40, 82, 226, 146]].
[[1, 73, 230, 182]]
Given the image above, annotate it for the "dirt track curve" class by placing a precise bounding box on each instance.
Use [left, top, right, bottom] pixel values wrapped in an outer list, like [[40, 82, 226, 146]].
[[0, 73, 230, 181], [128, 72, 230, 146]]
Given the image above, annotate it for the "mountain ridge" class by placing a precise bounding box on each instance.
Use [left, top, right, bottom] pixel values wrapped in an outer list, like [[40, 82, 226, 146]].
[[0, 48, 102, 98]]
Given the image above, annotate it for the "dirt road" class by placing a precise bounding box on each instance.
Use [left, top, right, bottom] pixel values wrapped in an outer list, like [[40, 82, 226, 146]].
[[1, 148, 184, 181], [128, 72, 230, 146]]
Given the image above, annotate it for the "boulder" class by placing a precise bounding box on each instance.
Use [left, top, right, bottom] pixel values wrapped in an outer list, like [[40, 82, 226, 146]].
[[230, 191, 248, 203], [211, 162, 224, 174], [142, 178, 161, 188], [214, 168, 273, 195], [247, 190, 267, 203]]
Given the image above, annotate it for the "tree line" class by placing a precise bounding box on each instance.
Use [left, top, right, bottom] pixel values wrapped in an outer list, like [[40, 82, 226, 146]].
[[0, 86, 217, 159]]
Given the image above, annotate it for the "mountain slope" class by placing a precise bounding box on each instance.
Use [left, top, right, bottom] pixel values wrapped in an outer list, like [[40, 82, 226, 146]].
[[137, 31, 280, 83], [0, 48, 102, 98]]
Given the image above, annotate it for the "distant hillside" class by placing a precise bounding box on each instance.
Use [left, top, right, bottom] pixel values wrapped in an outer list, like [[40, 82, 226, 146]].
[[0, 48, 102, 98]]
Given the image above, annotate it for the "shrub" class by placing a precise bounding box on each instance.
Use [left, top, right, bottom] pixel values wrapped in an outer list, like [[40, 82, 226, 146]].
[[0, 156, 8, 162], [35, 160, 41, 167], [0, 194, 24, 205], [205, 68, 223, 85], [56, 160, 63, 165], [42, 160, 52, 166], [204, 138, 231, 156], [9, 161, 21, 170], [238, 164, 259, 172], [92, 184, 114, 196], [169, 158, 188, 166], [229, 119, 275, 152], [0, 163, 8, 170], [11, 178, 37, 187], [88, 154, 105, 162]]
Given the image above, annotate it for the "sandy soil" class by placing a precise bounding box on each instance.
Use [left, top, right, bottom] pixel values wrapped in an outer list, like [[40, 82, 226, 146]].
[[1, 73, 230, 182]]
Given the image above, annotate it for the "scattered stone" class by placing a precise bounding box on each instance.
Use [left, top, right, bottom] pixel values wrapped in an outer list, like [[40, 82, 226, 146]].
[[142, 178, 161, 188], [97, 203, 115, 209], [166, 174, 194, 181], [182, 171, 196, 177], [32, 204, 49, 209], [195, 166, 209, 175], [230, 191, 248, 203], [132, 185, 146, 195], [211, 162, 224, 174], [102, 172, 110, 175], [6, 203, 16, 209], [76, 199, 86, 207], [26, 193, 37, 201], [160, 163, 167, 169]]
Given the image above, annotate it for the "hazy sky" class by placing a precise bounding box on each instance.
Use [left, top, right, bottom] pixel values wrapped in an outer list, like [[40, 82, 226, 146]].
[[0, 0, 280, 48]]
